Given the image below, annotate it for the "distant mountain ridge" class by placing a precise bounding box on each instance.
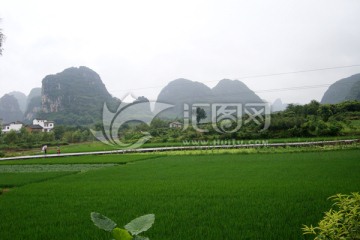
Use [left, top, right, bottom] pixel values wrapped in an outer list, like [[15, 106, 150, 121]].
[[0, 94, 23, 123], [8, 91, 27, 113], [1, 67, 120, 126], [321, 73, 360, 104], [3, 68, 359, 126], [156, 78, 263, 118], [24, 88, 42, 121], [26, 88, 41, 107], [212, 79, 263, 103], [271, 98, 288, 112]]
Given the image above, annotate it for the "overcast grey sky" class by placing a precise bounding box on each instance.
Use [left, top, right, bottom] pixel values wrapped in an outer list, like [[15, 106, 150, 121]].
[[1, 0, 360, 104]]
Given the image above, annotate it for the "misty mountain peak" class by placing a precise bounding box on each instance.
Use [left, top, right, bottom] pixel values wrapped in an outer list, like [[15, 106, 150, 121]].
[[321, 73, 360, 104]]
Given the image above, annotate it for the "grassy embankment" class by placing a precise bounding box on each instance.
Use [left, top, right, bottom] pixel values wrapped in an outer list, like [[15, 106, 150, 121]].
[[2, 134, 359, 157]]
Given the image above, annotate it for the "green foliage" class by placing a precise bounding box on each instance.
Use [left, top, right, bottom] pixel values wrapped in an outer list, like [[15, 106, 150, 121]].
[[53, 125, 65, 140], [303, 192, 360, 240], [3, 130, 18, 144], [336, 100, 360, 112], [150, 118, 168, 128], [318, 104, 334, 122], [91, 212, 154, 240], [271, 100, 360, 138], [0, 125, 95, 153], [117, 100, 360, 144], [113, 228, 133, 240]]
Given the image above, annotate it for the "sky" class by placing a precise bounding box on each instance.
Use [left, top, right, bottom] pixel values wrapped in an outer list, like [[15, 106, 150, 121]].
[[0, 0, 360, 104]]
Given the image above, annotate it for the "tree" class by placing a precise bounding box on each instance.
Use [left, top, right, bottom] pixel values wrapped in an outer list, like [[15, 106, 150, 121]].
[[133, 96, 149, 103], [318, 104, 333, 122], [150, 118, 168, 128], [3, 130, 18, 144], [285, 104, 304, 116], [195, 107, 207, 124], [54, 125, 65, 140], [304, 100, 320, 116], [72, 130, 82, 143]]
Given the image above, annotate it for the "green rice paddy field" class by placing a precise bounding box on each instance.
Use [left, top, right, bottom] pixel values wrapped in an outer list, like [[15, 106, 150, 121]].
[[0, 150, 359, 239]]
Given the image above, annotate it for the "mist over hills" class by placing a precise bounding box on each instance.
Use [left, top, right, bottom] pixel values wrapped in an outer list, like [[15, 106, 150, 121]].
[[1, 67, 359, 126], [212, 79, 263, 103], [8, 91, 27, 113], [26, 88, 41, 107], [0, 94, 23, 123], [271, 98, 288, 112]]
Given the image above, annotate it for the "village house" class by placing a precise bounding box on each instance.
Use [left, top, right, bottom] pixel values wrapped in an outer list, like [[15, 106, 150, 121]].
[[1, 119, 55, 134], [169, 121, 183, 129], [1, 121, 24, 133], [33, 119, 55, 132], [26, 124, 44, 133]]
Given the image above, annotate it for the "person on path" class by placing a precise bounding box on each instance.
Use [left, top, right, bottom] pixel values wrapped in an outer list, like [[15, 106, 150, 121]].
[[42, 145, 48, 157]]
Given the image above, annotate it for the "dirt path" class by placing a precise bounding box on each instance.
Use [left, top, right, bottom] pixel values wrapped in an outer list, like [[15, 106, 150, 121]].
[[0, 139, 358, 161]]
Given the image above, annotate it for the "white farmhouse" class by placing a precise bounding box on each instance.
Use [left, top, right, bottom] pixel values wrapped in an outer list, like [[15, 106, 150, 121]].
[[33, 119, 55, 132], [1, 121, 24, 133], [169, 121, 183, 129]]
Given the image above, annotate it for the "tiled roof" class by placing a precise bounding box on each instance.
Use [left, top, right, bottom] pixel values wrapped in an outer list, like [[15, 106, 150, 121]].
[[27, 124, 43, 129]]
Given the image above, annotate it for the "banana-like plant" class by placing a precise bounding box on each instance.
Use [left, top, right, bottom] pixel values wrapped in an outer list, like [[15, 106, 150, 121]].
[[91, 212, 155, 240]]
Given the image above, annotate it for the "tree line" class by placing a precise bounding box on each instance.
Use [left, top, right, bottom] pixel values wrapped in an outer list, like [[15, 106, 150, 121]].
[[116, 100, 360, 144], [0, 100, 359, 153], [0, 125, 94, 153]]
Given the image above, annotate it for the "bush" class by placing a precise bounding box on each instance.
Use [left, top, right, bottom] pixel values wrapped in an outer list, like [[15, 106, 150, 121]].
[[302, 192, 360, 240]]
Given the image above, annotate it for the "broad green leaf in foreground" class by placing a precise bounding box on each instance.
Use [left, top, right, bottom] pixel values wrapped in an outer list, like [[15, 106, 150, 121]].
[[90, 212, 117, 232], [134, 236, 150, 240], [112, 228, 133, 240], [124, 214, 155, 235]]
